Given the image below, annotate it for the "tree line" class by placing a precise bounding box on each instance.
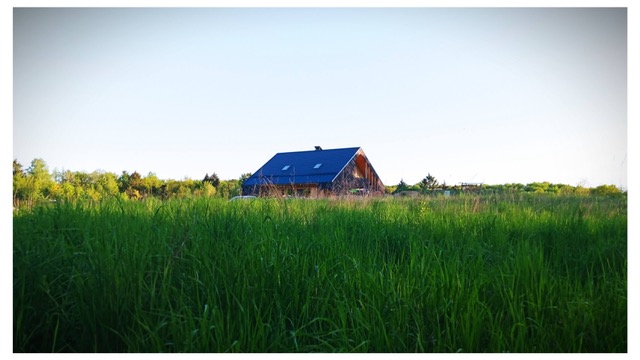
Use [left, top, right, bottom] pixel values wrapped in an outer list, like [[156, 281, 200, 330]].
[[12, 158, 252, 206], [388, 172, 624, 196], [13, 158, 624, 206]]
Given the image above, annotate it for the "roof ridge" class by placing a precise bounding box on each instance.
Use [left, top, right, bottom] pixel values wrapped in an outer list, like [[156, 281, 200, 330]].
[[275, 146, 361, 155]]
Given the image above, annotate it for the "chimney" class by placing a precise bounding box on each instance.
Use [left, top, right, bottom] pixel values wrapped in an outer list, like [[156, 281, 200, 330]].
[[314, 146, 323, 151]]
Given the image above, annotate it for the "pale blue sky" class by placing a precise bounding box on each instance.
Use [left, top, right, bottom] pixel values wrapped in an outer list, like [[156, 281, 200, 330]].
[[13, 7, 627, 188]]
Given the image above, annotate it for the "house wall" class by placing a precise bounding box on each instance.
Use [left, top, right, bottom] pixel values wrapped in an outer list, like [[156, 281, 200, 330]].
[[242, 183, 327, 197]]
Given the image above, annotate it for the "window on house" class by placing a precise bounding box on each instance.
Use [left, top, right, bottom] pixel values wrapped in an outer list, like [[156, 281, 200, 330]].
[[314, 163, 322, 169], [282, 165, 290, 171]]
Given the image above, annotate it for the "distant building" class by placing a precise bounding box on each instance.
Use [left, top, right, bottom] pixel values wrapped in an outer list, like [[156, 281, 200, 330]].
[[242, 146, 385, 197]]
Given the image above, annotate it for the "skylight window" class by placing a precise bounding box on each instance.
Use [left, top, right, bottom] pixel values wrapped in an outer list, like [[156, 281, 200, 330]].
[[282, 165, 290, 171], [314, 163, 322, 169]]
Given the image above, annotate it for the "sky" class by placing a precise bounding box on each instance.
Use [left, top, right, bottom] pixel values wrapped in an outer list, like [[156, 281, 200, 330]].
[[11, 5, 629, 189]]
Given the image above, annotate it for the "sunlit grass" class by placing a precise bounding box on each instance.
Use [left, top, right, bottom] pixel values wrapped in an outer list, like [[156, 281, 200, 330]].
[[13, 194, 627, 352]]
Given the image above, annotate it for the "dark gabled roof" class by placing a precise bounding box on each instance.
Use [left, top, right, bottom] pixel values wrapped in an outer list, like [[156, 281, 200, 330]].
[[243, 147, 361, 187]]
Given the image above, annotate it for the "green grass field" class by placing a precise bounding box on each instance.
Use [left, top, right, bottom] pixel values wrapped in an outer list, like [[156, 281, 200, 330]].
[[13, 194, 627, 352]]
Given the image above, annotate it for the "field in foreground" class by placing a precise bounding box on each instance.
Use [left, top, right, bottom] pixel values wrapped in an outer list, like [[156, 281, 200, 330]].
[[13, 194, 627, 352]]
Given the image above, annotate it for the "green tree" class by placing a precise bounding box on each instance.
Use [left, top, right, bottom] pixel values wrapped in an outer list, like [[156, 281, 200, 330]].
[[118, 171, 144, 199], [575, 185, 590, 196], [13, 159, 24, 177], [239, 173, 252, 184], [73, 171, 91, 188], [203, 173, 221, 188], [504, 183, 525, 193], [56, 170, 76, 185], [130, 171, 143, 190], [395, 179, 408, 193], [46, 181, 62, 200], [13, 160, 27, 204], [163, 180, 182, 198], [591, 184, 622, 196], [217, 180, 241, 199], [556, 184, 575, 195], [142, 172, 164, 197], [24, 158, 54, 200], [419, 173, 439, 192], [525, 182, 549, 193], [59, 181, 77, 201], [118, 171, 131, 193], [95, 171, 120, 199], [202, 182, 217, 197]]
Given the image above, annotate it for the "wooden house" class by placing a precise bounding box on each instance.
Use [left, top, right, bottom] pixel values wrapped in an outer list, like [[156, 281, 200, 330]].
[[241, 146, 385, 197]]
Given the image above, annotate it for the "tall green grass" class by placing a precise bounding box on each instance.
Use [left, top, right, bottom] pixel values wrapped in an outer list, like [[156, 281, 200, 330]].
[[13, 194, 627, 352]]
